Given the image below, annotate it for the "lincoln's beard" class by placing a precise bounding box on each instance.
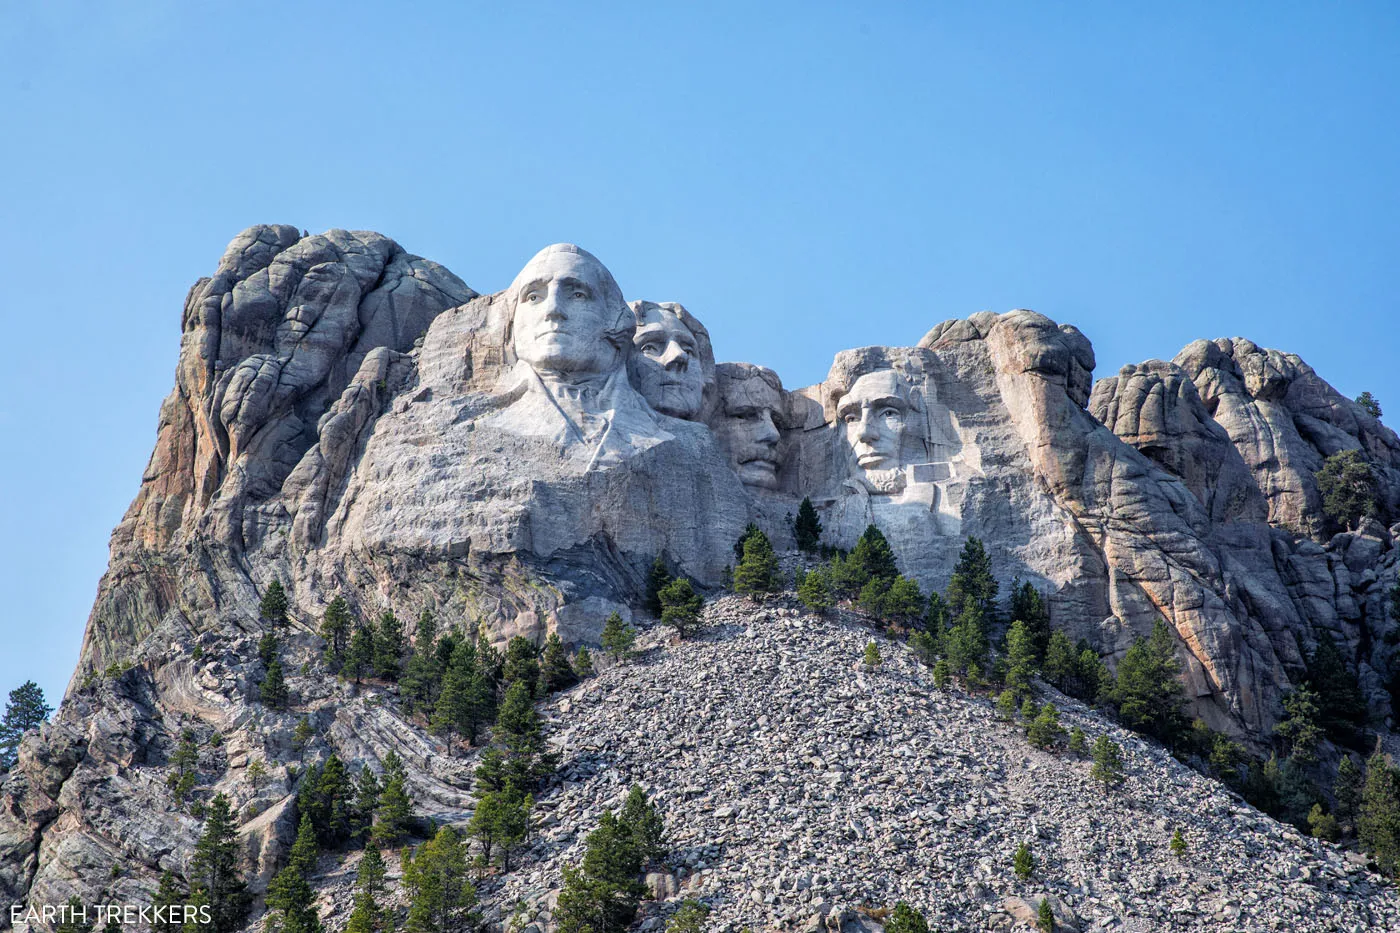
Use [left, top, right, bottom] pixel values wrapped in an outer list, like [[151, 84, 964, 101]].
[[861, 466, 906, 495]]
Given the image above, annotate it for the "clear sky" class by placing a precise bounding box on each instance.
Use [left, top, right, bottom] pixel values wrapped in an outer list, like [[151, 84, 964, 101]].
[[2, 2, 1398, 709]]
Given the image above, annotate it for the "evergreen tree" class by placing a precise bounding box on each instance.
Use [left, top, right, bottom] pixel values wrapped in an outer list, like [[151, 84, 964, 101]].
[[151, 870, 187, 933], [258, 631, 280, 667], [400, 637, 443, 718], [884, 902, 928, 933], [353, 765, 381, 843], [1027, 703, 1066, 749], [1358, 751, 1400, 877], [619, 784, 665, 865], [794, 496, 823, 552], [827, 552, 870, 601], [541, 633, 578, 693], [733, 531, 781, 597], [944, 604, 988, 676], [319, 597, 352, 670], [1041, 632, 1078, 695], [1308, 803, 1342, 842], [600, 613, 637, 661], [1315, 449, 1378, 531], [797, 568, 834, 614], [374, 611, 405, 681], [1336, 754, 1365, 826], [260, 580, 290, 627], [265, 815, 321, 933], [475, 630, 504, 688], [1274, 685, 1324, 763], [492, 680, 557, 789], [302, 753, 354, 848], [1169, 828, 1187, 858], [863, 576, 922, 624], [850, 524, 899, 581], [1013, 841, 1034, 880], [946, 537, 998, 615], [644, 556, 673, 616], [55, 897, 93, 933], [502, 636, 543, 697], [1078, 646, 1112, 704], [1356, 391, 1383, 419], [1068, 727, 1087, 756], [863, 642, 882, 668], [345, 623, 376, 683], [660, 577, 705, 638], [733, 522, 764, 562], [995, 689, 1018, 721], [372, 750, 412, 848], [1007, 580, 1051, 662], [1306, 633, 1366, 741], [187, 794, 251, 933], [1004, 619, 1038, 700], [293, 717, 315, 758], [931, 660, 950, 690], [909, 628, 937, 666], [403, 826, 477, 933], [925, 591, 951, 643], [0, 680, 52, 769], [574, 647, 595, 678], [1090, 736, 1126, 793], [1110, 619, 1187, 745], [1037, 898, 1055, 932], [469, 786, 533, 870], [345, 844, 388, 933], [167, 729, 200, 803], [433, 638, 492, 751], [666, 900, 710, 933], [260, 659, 290, 710], [414, 608, 437, 649], [555, 810, 648, 933]]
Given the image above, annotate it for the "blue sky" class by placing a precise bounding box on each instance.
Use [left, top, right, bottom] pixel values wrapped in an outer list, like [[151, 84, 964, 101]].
[[2, 2, 1397, 709]]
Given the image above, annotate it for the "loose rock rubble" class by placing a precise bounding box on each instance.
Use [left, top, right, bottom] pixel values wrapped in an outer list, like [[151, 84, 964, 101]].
[[473, 597, 1400, 933]]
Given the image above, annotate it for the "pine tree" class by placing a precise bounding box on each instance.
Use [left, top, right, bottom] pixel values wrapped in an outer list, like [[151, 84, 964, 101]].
[[1068, 727, 1087, 756], [863, 642, 882, 669], [374, 611, 405, 681], [797, 569, 834, 614], [345, 844, 388, 933], [1037, 898, 1055, 932], [258, 632, 280, 667], [1315, 449, 1378, 531], [541, 633, 577, 693], [909, 628, 937, 667], [1004, 619, 1038, 700], [493, 681, 557, 788], [1274, 685, 1324, 763], [1307, 633, 1366, 741], [794, 497, 823, 552], [55, 897, 93, 933], [353, 765, 381, 843], [926, 591, 950, 643], [468, 786, 533, 870], [1027, 703, 1066, 749], [996, 689, 1018, 721], [502, 636, 542, 697], [188, 794, 251, 933], [151, 870, 187, 933], [1358, 751, 1400, 877], [302, 753, 354, 848], [946, 537, 997, 615], [265, 815, 321, 933], [403, 826, 477, 933], [574, 647, 595, 678], [666, 900, 710, 933], [1013, 841, 1034, 880], [827, 552, 869, 601], [293, 717, 315, 757], [883, 902, 928, 933], [660, 577, 705, 638], [372, 751, 412, 848], [1090, 736, 1126, 793], [1336, 754, 1365, 826], [931, 660, 950, 690], [1308, 804, 1341, 842], [1008, 580, 1051, 662], [167, 729, 200, 803], [555, 810, 648, 933], [644, 556, 673, 616], [945, 604, 988, 676], [1078, 646, 1113, 704], [1110, 619, 1186, 745], [619, 784, 665, 865], [1169, 828, 1187, 858], [260, 659, 290, 710], [433, 638, 491, 751], [850, 524, 899, 581], [0, 680, 52, 769], [345, 623, 376, 683], [320, 597, 353, 670], [260, 580, 290, 627], [600, 613, 636, 661], [1356, 391, 1383, 419], [733, 531, 781, 598], [1041, 632, 1079, 696], [733, 522, 764, 562]]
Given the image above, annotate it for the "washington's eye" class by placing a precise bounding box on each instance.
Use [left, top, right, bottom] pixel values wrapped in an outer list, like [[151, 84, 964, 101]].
[[572, 289, 588, 299], [524, 291, 542, 303], [880, 407, 902, 420], [642, 343, 663, 357]]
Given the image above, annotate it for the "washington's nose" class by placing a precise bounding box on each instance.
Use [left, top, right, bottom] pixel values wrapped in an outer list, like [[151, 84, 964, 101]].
[[540, 289, 566, 320], [659, 342, 689, 372]]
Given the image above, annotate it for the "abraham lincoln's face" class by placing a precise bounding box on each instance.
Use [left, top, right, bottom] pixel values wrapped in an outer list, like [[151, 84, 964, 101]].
[[838, 370, 910, 472]]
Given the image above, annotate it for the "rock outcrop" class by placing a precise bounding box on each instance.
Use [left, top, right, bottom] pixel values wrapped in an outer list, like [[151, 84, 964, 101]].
[[5, 227, 1400, 928]]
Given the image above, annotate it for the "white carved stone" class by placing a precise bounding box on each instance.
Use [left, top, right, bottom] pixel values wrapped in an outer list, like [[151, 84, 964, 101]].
[[710, 362, 787, 491], [627, 300, 715, 421]]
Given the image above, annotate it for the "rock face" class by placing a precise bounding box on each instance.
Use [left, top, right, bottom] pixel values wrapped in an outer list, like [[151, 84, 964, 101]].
[[5, 227, 1400, 926]]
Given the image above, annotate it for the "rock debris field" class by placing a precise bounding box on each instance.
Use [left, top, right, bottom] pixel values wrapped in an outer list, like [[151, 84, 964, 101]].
[[469, 597, 1400, 933]]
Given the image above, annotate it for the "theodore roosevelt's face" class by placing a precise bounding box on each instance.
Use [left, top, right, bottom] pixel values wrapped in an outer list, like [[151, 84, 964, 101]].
[[838, 371, 910, 472], [512, 253, 620, 375], [629, 313, 706, 418], [716, 374, 784, 489]]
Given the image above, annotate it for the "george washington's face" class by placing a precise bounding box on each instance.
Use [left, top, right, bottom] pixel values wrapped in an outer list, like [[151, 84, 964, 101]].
[[629, 312, 706, 418], [838, 370, 910, 472], [512, 252, 622, 375]]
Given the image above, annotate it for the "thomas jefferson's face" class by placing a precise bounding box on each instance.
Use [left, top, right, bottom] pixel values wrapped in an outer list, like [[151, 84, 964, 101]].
[[838, 371, 910, 472], [629, 314, 706, 418], [512, 253, 621, 375], [716, 375, 784, 489]]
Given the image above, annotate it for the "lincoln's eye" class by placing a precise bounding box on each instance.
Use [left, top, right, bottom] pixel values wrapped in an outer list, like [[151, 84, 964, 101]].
[[642, 343, 662, 357], [572, 289, 588, 299]]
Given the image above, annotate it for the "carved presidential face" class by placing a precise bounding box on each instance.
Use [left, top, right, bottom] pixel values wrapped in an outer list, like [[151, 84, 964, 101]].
[[714, 368, 785, 489], [838, 370, 911, 472], [511, 248, 629, 376], [628, 304, 709, 419]]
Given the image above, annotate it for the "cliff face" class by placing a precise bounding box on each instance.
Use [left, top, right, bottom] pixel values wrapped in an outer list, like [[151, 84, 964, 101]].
[[4, 227, 1399, 924]]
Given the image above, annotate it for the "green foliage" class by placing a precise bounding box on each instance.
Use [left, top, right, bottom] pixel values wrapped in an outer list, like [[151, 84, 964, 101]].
[[645, 556, 673, 616], [374, 611, 405, 681], [1336, 754, 1365, 825], [1037, 898, 1054, 932], [883, 902, 928, 933], [666, 900, 711, 933], [1008, 580, 1051, 662], [733, 530, 782, 598], [372, 751, 412, 847], [1306, 633, 1366, 742], [1090, 735, 1125, 793], [1027, 703, 1066, 749], [265, 816, 321, 933], [258, 632, 279, 667], [1068, 727, 1087, 756], [541, 633, 578, 693], [859, 575, 923, 624], [619, 784, 666, 865], [188, 793, 251, 933], [660, 577, 705, 638], [345, 844, 388, 933], [826, 552, 869, 601], [293, 717, 315, 756], [850, 524, 899, 581], [403, 826, 478, 933], [353, 766, 381, 843], [246, 757, 268, 788], [1169, 828, 1187, 858], [944, 604, 988, 677], [794, 496, 823, 552], [863, 642, 882, 668], [345, 623, 376, 683], [1315, 449, 1378, 531], [55, 897, 93, 933], [300, 753, 355, 848], [1274, 684, 1324, 763], [600, 613, 637, 661], [909, 628, 937, 666], [733, 522, 764, 562], [931, 660, 950, 690], [797, 568, 834, 614], [468, 786, 533, 870], [946, 537, 997, 616], [1110, 619, 1186, 745], [1004, 619, 1038, 699], [0, 680, 51, 769], [1308, 804, 1341, 843], [1358, 751, 1400, 878], [260, 659, 290, 710], [574, 647, 596, 678], [1013, 841, 1034, 881], [995, 689, 1018, 721], [1356, 391, 1383, 419], [167, 729, 200, 803], [320, 597, 353, 670], [260, 580, 290, 626], [555, 810, 650, 933], [152, 870, 187, 933], [433, 639, 493, 751], [502, 636, 542, 697]]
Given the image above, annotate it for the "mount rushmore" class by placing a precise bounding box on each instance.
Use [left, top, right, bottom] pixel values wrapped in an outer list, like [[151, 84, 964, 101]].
[[74, 226, 1396, 738]]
